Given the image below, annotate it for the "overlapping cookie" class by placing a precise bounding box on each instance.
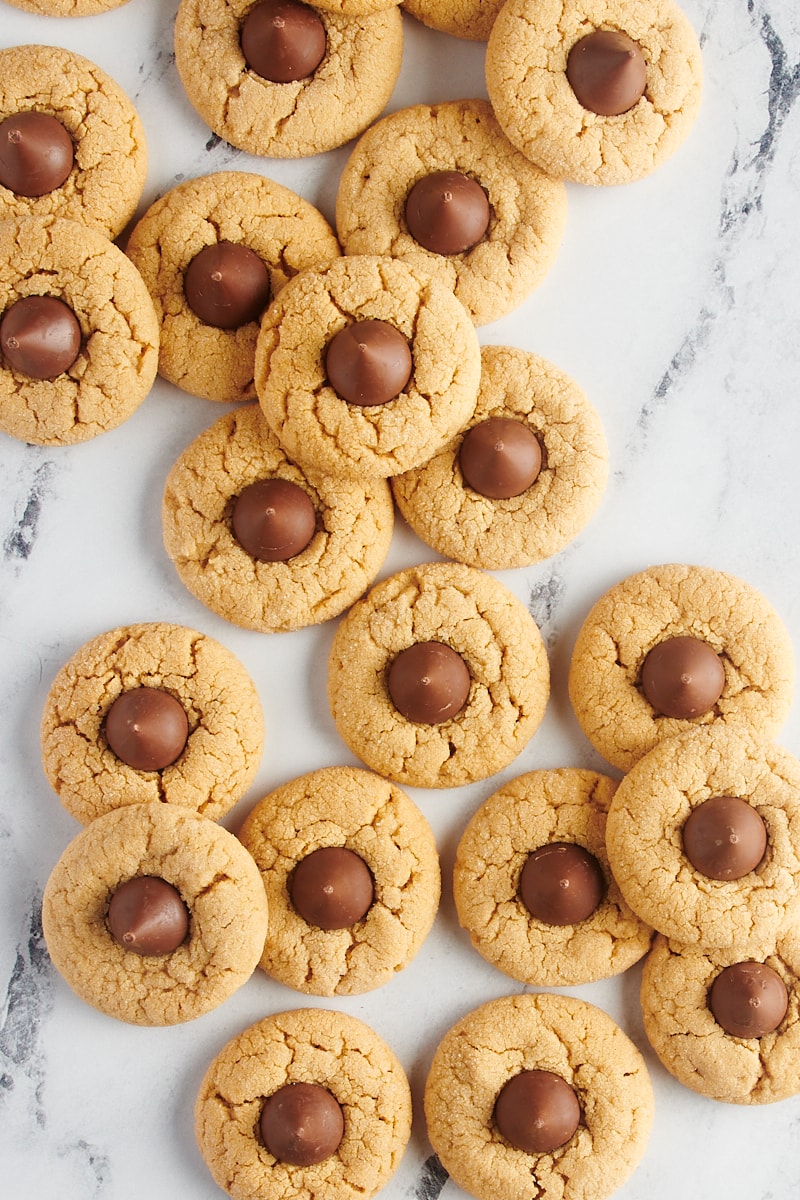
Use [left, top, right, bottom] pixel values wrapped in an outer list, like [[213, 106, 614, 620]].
[[5, 0, 131, 10], [401, 0, 503, 41]]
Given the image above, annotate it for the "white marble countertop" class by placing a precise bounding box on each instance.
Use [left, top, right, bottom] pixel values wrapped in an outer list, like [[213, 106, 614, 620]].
[[2, 0, 800, 1196]]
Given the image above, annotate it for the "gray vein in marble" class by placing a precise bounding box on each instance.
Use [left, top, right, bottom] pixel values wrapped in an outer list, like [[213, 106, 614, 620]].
[[0, 891, 53, 1129], [528, 573, 567, 649], [410, 1153, 448, 1200], [3, 461, 55, 565]]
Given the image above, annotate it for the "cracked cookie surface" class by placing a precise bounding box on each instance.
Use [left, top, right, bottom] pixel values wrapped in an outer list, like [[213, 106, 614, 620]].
[[42, 802, 269, 1026], [401, 0, 504, 41], [4, 0, 131, 10], [326, 561, 550, 788], [41, 622, 264, 824], [238, 765, 440, 994], [195, 1007, 412, 1200], [125, 171, 341, 403], [454, 768, 652, 986], [424, 993, 653, 1200]]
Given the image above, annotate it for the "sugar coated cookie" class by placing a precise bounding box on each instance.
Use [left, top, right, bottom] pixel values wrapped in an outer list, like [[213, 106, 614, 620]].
[[401, 0, 504, 41], [4, 0, 131, 10], [486, 0, 703, 186], [238, 765, 440, 994], [454, 768, 652, 986], [0, 215, 159, 446], [195, 1007, 412, 1200], [605, 725, 800, 953], [424, 993, 653, 1200], [174, 0, 403, 158], [568, 562, 795, 771], [335, 100, 567, 326], [41, 622, 264, 824], [256, 255, 481, 479], [42, 803, 268, 1026], [392, 345, 608, 568], [125, 171, 341, 404], [327, 561, 549, 788]]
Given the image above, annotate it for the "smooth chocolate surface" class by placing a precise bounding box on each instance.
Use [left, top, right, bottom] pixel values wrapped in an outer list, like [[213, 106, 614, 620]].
[[494, 1069, 581, 1154], [519, 841, 606, 926], [107, 875, 189, 956], [289, 846, 374, 930], [260, 1082, 344, 1165], [404, 169, 490, 256], [566, 29, 647, 117], [709, 960, 789, 1039], [640, 635, 726, 719], [0, 110, 74, 197], [459, 417, 543, 499], [240, 0, 327, 84], [683, 795, 767, 880], [325, 319, 413, 406], [232, 477, 316, 562], [387, 641, 471, 724], [183, 241, 271, 329], [0, 295, 81, 380], [104, 687, 189, 772]]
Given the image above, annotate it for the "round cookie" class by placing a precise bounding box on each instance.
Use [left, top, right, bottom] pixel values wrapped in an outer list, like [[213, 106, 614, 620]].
[[4, 0, 131, 10], [256, 255, 481, 480], [454, 769, 652, 986], [174, 0, 403, 158], [0, 44, 146, 238], [326, 561, 550, 788], [401, 0, 503, 41], [567, 563, 795, 772], [605, 725, 800, 953], [392, 345, 608, 569], [125, 171, 341, 404], [42, 803, 269, 1026], [334, 100, 567, 326], [41, 622, 264, 824], [162, 405, 394, 632], [640, 922, 800, 1105], [485, 0, 703, 186], [0, 215, 159, 446], [195, 1007, 411, 1200], [424, 993, 653, 1200], [238, 765, 440, 995]]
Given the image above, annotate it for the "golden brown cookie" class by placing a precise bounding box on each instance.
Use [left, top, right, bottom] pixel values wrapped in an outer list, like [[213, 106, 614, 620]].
[[125, 171, 341, 404], [162, 405, 394, 632], [392, 345, 608, 568], [327, 561, 550, 788], [0, 215, 159, 446], [42, 803, 269, 1026], [4, 0, 130, 10], [256, 255, 481, 480], [195, 1007, 412, 1200], [334, 101, 567, 326], [568, 563, 795, 772], [454, 769, 652, 986], [0, 44, 146, 238], [174, 0, 403, 158], [605, 725, 800, 953], [238, 765, 440, 994], [41, 622, 264, 824], [640, 924, 800, 1105], [424, 993, 653, 1200], [401, 0, 503, 41], [486, 0, 703, 186]]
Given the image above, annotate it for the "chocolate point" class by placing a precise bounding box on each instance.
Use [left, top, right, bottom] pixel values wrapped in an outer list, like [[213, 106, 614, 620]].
[[566, 29, 647, 117], [104, 687, 189, 772], [241, 0, 327, 84]]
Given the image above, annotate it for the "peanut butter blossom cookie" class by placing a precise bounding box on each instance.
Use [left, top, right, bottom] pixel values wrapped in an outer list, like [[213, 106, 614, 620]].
[[568, 562, 795, 772], [327, 561, 550, 788], [605, 725, 800, 954], [401, 0, 504, 41], [256, 255, 481, 479], [424, 993, 653, 1200], [4, 0, 131, 10], [42, 803, 269, 1026], [392, 345, 608, 569], [195, 1007, 412, 1200], [485, 0, 703, 186], [163, 405, 393, 632], [238, 765, 440, 994], [0, 215, 159, 446], [454, 769, 652, 986], [174, 0, 403, 158], [334, 100, 567, 326], [0, 44, 146, 238], [41, 622, 264, 824]]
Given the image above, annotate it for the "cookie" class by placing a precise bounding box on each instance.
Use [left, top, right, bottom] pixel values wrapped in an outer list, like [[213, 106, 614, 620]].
[[42, 803, 269, 1026], [327, 561, 550, 788], [41, 622, 264, 824], [567, 562, 795, 772], [4, 0, 131, 10], [401, 0, 503, 41], [195, 1007, 412, 1200], [424, 993, 653, 1200], [0, 215, 159, 446], [256, 255, 481, 480], [238, 765, 440, 995], [485, 0, 703, 186], [162, 405, 394, 632], [453, 768, 652, 986], [0, 44, 147, 238], [640, 923, 800, 1105], [605, 725, 800, 953], [334, 100, 567, 326], [174, 0, 403, 159], [125, 171, 341, 404], [392, 345, 608, 569]]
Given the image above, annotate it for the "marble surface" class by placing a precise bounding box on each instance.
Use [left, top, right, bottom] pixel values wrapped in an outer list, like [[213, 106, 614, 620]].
[[2, 0, 800, 1196]]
